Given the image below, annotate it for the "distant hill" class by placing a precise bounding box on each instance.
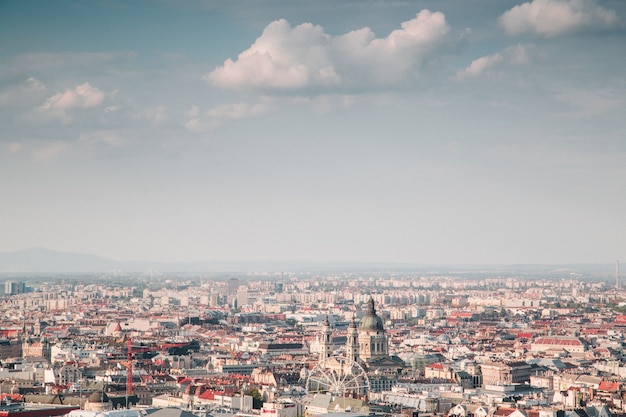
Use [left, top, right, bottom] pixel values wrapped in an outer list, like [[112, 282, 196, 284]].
[[0, 247, 616, 275], [0, 248, 118, 273]]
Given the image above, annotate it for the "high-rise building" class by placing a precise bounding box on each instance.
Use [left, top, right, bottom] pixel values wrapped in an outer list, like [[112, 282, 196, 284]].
[[236, 286, 248, 308], [5, 280, 25, 295], [210, 293, 220, 308]]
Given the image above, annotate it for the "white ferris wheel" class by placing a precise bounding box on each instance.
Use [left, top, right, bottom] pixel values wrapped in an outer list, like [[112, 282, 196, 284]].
[[306, 355, 370, 397]]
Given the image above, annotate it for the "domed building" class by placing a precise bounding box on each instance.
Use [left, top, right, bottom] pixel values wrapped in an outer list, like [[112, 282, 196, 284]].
[[318, 297, 407, 393], [357, 297, 389, 361], [342, 298, 406, 369], [84, 390, 113, 412]]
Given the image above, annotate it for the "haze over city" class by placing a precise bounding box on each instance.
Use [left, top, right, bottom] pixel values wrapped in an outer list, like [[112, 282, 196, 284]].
[[1, 0, 625, 265]]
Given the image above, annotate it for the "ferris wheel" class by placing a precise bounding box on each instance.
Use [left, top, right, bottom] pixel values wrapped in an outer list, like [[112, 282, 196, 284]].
[[306, 355, 370, 397]]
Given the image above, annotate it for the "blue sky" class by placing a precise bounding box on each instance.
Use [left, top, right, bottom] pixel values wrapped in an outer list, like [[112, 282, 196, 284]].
[[1, 0, 625, 264]]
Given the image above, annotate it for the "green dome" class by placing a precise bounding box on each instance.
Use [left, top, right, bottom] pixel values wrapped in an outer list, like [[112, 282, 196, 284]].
[[359, 297, 384, 331]]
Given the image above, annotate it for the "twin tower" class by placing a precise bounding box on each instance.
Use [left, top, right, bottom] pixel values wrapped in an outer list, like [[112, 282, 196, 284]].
[[319, 297, 389, 365]]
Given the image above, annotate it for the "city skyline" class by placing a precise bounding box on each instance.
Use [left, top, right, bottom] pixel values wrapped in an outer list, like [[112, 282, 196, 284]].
[[1, 0, 625, 265]]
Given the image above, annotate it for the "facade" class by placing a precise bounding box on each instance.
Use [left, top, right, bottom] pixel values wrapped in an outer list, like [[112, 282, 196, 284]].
[[480, 361, 532, 386], [424, 363, 455, 380], [55, 361, 84, 385], [0, 339, 21, 360], [530, 336, 586, 354], [22, 336, 51, 362]]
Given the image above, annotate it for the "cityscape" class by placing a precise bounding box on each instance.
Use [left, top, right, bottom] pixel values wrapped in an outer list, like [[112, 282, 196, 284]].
[[2, 2, 625, 417], [2, 261, 626, 417]]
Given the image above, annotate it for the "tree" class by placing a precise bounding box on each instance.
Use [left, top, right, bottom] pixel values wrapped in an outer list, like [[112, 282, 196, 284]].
[[248, 387, 263, 409], [248, 387, 262, 400]]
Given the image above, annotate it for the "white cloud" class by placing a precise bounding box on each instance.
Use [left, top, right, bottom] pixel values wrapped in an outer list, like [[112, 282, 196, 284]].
[[33, 83, 114, 124], [456, 44, 534, 81], [185, 102, 271, 132], [500, 0, 617, 37], [40, 82, 107, 111], [456, 54, 503, 80], [206, 10, 452, 92]]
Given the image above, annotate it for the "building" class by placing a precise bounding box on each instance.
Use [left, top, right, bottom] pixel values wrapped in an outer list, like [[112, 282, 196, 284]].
[[314, 297, 406, 394], [0, 339, 22, 360], [0, 396, 78, 417], [237, 287, 249, 308], [480, 361, 532, 386], [357, 298, 388, 362], [530, 336, 586, 355], [4, 281, 25, 296], [261, 401, 300, 417], [22, 336, 51, 362]]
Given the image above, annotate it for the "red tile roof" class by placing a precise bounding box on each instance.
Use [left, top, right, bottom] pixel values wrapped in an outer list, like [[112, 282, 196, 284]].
[[598, 381, 620, 392]]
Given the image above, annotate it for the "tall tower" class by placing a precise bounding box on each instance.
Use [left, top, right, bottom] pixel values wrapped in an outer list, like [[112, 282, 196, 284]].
[[617, 260, 620, 290], [346, 315, 359, 363], [42, 336, 51, 362], [319, 316, 333, 361]]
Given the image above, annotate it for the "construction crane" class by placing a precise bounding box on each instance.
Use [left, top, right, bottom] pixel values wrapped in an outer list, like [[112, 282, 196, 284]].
[[118, 339, 133, 408], [127, 339, 133, 400]]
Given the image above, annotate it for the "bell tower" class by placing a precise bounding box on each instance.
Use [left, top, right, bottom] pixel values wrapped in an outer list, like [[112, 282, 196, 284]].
[[346, 315, 359, 363], [320, 315, 333, 360]]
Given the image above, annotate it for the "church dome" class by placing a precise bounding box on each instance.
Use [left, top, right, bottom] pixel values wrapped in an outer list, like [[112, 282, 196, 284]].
[[359, 298, 384, 331], [85, 390, 112, 412], [88, 391, 110, 403]]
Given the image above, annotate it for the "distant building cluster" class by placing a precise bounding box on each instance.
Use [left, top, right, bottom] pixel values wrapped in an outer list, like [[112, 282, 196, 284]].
[[0, 270, 625, 417]]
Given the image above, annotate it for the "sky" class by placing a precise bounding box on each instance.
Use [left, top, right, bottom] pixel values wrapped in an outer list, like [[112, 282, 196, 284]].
[[1, 0, 625, 265]]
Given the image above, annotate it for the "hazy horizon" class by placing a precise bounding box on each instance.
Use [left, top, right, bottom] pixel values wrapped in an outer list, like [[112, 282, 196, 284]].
[[0, 247, 620, 276], [1, 1, 625, 265]]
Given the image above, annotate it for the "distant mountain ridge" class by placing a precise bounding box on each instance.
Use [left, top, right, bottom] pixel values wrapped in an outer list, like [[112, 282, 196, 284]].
[[0, 247, 118, 273], [0, 247, 616, 274]]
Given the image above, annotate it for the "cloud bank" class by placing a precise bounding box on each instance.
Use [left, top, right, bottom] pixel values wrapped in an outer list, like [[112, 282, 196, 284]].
[[500, 0, 617, 37], [206, 10, 452, 92]]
